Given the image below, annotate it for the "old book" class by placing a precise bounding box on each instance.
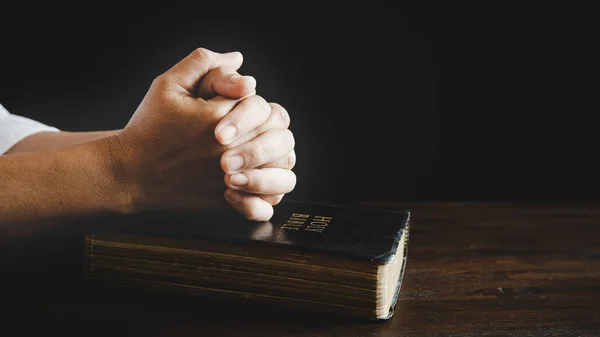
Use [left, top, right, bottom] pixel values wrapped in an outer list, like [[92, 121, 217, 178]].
[[82, 200, 411, 320]]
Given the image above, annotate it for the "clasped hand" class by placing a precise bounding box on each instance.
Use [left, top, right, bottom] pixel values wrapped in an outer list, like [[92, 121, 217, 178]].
[[110, 48, 296, 221]]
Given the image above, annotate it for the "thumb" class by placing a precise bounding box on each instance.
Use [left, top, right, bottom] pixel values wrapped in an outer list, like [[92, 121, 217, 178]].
[[165, 48, 243, 94]]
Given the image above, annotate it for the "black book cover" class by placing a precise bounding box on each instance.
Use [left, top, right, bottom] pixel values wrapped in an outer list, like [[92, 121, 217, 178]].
[[85, 200, 411, 265], [84, 200, 411, 320]]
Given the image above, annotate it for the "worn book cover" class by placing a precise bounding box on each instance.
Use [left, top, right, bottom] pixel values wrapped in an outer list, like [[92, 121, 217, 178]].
[[83, 200, 411, 320]]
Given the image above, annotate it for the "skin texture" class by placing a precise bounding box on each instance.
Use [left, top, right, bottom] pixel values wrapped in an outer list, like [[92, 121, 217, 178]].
[[0, 48, 296, 243], [4, 130, 122, 154]]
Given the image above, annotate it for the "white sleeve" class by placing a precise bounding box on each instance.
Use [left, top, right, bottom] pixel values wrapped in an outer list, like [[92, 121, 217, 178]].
[[0, 103, 60, 155]]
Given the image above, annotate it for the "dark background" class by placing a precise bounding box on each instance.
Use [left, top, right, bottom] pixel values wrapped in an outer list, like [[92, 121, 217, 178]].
[[0, 2, 596, 204]]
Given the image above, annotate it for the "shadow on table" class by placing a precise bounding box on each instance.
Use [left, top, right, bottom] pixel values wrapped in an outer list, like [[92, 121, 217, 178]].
[[0, 229, 403, 337]]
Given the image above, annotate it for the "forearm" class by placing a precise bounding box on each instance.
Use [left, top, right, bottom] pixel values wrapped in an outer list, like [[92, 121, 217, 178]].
[[0, 138, 131, 243], [5, 130, 122, 154]]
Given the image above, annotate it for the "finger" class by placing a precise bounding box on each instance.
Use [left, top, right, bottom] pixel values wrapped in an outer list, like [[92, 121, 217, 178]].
[[259, 150, 296, 170], [224, 189, 274, 221], [192, 96, 238, 124], [225, 102, 291, 148], [217, 51, 244, 71], [221, 128, 295, 173], [196, 66, 257, 100], [164, 48, 243, 94], [225, 168, 296, 195], [260, 194, 284, 206], [215, 95, 272, 145]]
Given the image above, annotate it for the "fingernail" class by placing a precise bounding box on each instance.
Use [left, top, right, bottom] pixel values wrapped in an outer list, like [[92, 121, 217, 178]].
[[219, 124, 237, 144], [225, 155, 243, 172], [230, 173, 248, 186], [226, 189, 242, 202], [230, 74, 242, 83]]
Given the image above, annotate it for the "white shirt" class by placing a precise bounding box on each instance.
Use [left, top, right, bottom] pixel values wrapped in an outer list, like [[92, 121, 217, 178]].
[[0, 103, 60, 155]]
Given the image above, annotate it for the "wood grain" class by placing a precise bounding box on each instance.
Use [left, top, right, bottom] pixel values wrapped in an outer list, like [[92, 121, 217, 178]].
[[1, 201, 599, 336]]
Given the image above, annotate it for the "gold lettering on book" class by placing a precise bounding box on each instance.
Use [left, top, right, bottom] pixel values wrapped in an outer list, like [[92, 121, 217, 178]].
[[281, 213, 309, 230], [305, 215, 332, 233], [281, 214, 332, 233]]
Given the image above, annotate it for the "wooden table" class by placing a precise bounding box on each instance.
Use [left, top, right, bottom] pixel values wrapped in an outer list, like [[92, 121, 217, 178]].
[[1, 202, 599, 336]]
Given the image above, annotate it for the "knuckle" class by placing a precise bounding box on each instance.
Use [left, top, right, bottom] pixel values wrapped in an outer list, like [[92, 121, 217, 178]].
[[283, 129, 296, 149], [216, 66, 229, 76], [201, 101, 222, 119], [200, 100, 215, 113], [270, 103, 290, 128], [248, 94, 271, 113], [191, 48, 212, 62], [289, 171, 297, 190], [151, 74, 171, 90], [286, 151, 297, 169], [212, 66, 230, 83], [236, 103, 255, 128], [255, 173, 270, 192], [250, 144, 268, 165]]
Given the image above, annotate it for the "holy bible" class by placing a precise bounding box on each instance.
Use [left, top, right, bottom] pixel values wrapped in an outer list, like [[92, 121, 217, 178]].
[[82, 200, 411, 320]]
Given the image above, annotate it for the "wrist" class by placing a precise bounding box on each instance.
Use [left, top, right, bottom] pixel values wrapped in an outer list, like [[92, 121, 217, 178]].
[[90, 133, 140, 215]]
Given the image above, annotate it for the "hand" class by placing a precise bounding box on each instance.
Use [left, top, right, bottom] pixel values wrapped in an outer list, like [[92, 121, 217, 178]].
[[214, 100, 296, 220], [203, 54, 297, 220], [196, 50, 296, 219], [107, 48, 294, 221], [2, 55, 256, 155]]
